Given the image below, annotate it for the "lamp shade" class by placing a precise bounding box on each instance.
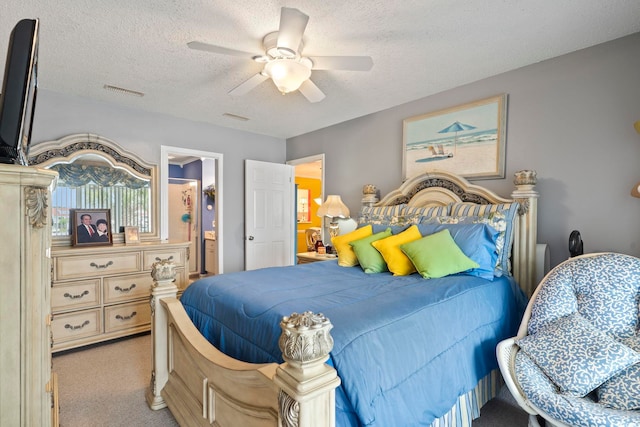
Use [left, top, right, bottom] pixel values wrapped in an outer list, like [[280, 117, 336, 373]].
[[317, 195, 350, 218], [264, 58, 311, 94]]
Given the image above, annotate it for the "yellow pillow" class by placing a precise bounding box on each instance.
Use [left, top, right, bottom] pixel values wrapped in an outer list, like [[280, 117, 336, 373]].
[[331, 225, 373, 267], [371, 225, 422, 276]]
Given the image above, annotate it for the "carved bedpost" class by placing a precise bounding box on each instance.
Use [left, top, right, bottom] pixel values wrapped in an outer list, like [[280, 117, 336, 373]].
[[361, 184, 379, 208], [273, 312, 341, 427], [511, 170, 539, 297], [146, 257, 178, 410]]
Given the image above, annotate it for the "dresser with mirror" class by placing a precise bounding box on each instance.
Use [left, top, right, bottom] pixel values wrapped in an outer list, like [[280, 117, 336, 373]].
[[29, 133, 190, 352]]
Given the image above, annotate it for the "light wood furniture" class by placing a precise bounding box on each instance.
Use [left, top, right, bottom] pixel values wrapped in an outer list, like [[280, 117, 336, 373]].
[[50, 241, 189, 352], [296, 251, 337, 264], [28, 133, 161, 245], [0, 165, 58, 426], [148, 169, 539, 427]]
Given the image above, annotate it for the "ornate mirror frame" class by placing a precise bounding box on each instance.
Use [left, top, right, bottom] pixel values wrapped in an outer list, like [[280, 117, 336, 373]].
[[29, 133, 159, 246]]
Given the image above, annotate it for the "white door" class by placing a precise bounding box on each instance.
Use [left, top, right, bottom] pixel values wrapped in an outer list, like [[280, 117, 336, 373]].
[[245, 160, 295, 270]]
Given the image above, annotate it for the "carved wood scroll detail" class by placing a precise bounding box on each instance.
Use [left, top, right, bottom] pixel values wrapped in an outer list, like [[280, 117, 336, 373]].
[[150, 257, 176, 284], [279, 311, 334, 364], [513, 170, 537, 215], [28, 140, 152, 176], [386, 178, 491, 205], [278, 390, 299, 427], [25, 186, 48, 229]]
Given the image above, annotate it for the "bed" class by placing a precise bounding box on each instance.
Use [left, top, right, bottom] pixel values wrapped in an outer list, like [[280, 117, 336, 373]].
[[146, 169, 539, 427]]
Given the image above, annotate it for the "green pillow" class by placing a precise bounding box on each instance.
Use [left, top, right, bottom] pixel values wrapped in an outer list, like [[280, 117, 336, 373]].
[[349, 228, 392, 273], [400, 229, 479, 279]]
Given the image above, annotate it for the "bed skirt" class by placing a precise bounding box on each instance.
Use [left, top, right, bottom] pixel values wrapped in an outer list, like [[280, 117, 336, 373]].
[[430, 369, 503, 427]]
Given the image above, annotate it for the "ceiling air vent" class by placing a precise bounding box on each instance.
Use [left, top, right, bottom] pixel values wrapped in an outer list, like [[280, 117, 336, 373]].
[[103, 84, 144, 97], [222, 113, 249, 121]]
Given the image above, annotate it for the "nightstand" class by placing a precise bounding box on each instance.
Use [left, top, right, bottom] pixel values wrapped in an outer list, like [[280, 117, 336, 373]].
[[296, 252, 337, 264]]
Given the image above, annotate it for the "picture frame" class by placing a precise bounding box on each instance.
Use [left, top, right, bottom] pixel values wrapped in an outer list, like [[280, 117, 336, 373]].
[[403, 94, 507, 180], [71, 209, 113, 246], [124, 226, 140, 245]]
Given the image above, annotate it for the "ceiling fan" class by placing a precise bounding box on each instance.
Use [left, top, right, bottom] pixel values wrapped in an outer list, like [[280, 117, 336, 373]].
[[187, 7, 373, 103]]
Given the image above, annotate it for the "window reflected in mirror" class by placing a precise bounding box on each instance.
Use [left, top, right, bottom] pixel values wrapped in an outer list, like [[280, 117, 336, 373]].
[[28, 133, 158, 243], [49, 156, 152, 236]]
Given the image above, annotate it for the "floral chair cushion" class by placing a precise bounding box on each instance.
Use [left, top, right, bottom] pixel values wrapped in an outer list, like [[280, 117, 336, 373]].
[[597, 336, 640, 410], [527, 253, 640, 339], [511, 253, 640, 425], [516, 312, 640, 396], [515, 350, 640, 427]]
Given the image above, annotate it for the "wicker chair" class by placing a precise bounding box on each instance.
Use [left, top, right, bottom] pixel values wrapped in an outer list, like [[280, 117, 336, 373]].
[[497, 252, 640, 427]]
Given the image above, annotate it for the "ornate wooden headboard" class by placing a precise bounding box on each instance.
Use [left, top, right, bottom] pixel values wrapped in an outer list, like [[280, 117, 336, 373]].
[[362, 169, 539, 296]]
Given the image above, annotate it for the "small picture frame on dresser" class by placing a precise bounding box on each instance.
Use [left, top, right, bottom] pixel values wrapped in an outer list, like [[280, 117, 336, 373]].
[[124, 226, 140, 245], [71, 209, 113, 246]]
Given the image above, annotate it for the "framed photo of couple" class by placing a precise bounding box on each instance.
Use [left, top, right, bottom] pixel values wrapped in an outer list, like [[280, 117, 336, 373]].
[[71, 209, 113, 246]]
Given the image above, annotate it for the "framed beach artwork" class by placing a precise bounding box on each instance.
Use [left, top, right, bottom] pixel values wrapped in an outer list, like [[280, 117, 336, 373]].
[[403, 94, 507, 181]]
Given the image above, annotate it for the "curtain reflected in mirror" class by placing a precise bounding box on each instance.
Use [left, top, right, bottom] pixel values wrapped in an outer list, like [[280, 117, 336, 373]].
[[28, 133, 159, 244], [49, 157, 151, 236]]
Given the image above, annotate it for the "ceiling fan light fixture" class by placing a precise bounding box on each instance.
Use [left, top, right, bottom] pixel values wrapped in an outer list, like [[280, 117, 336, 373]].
[[264, 58, 311, 94], [276, 46, 296, 58], [252, 55, 269, 63]]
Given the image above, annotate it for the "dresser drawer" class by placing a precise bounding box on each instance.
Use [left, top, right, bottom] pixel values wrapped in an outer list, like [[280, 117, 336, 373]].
[[51, 279, 101, 312], [104, 273, 153, 303], [104, 301, 151, 333], [52, 309, 102, 344], [143, 248, 186, 269], [55, 252, 141, 280]]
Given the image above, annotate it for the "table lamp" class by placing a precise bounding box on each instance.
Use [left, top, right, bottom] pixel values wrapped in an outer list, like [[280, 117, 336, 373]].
[[317, 195, 350, 239]]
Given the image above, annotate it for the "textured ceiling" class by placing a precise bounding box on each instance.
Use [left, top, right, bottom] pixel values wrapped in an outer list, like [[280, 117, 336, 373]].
[[2, 1, 640, 139]]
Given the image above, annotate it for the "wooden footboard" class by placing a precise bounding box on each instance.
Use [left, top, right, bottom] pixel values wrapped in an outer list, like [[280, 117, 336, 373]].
[[146, 258, 340, 427]]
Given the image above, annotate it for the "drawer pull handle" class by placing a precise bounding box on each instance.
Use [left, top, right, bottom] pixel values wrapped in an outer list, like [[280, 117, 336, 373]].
[[154, 256, 174, 262], [89, 260, 114, 269], [115, 284, 136, 293], [115, 312, 137, 321], [64, 290, 90, 299], [64, 320, 90, 331]]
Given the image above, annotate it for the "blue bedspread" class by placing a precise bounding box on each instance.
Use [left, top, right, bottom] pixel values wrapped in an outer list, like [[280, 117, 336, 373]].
[[181, 260, 526, 426]]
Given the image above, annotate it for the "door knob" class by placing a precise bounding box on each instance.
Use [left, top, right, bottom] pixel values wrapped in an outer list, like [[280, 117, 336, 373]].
[[248, 236, 254, 240]]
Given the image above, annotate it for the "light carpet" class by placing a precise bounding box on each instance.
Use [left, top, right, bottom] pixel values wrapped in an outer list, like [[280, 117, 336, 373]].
[[53, 333, 528, 426]]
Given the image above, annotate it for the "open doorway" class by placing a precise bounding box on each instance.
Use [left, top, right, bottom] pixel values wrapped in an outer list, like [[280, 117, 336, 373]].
[[161, 146, 224, 276], [287, 154, 324, 255], [167, 178, 200, 273]]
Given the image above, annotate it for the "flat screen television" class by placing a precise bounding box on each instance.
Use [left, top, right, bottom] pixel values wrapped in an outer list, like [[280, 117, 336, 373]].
[[0, 18, 39, 166]]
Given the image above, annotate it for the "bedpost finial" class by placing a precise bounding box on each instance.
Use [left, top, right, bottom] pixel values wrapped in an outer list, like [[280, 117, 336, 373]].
[[362, 184, 378, 207], [279, 311, 334, 365], [150, 257, 176, 285], [363, 184, 377, 195], [514, 170, 537, 187]]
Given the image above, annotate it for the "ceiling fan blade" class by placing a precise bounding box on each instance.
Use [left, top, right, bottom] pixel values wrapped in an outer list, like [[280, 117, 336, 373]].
[[187, 41, 257, 59], [276, 7, 309, 56], [298, 79, 326, 103], [309, 55, 374, 71], [229, 73, 269, 96]]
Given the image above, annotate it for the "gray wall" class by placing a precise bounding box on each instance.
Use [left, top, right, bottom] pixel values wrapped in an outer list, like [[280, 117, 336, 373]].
[[287, 33, 640, 269], [31, 90, 285, 273]]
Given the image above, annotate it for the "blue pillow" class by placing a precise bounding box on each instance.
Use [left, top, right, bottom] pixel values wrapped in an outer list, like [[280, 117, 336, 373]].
[[448, 202, 519, 276], [417, 223, 499, 280]]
